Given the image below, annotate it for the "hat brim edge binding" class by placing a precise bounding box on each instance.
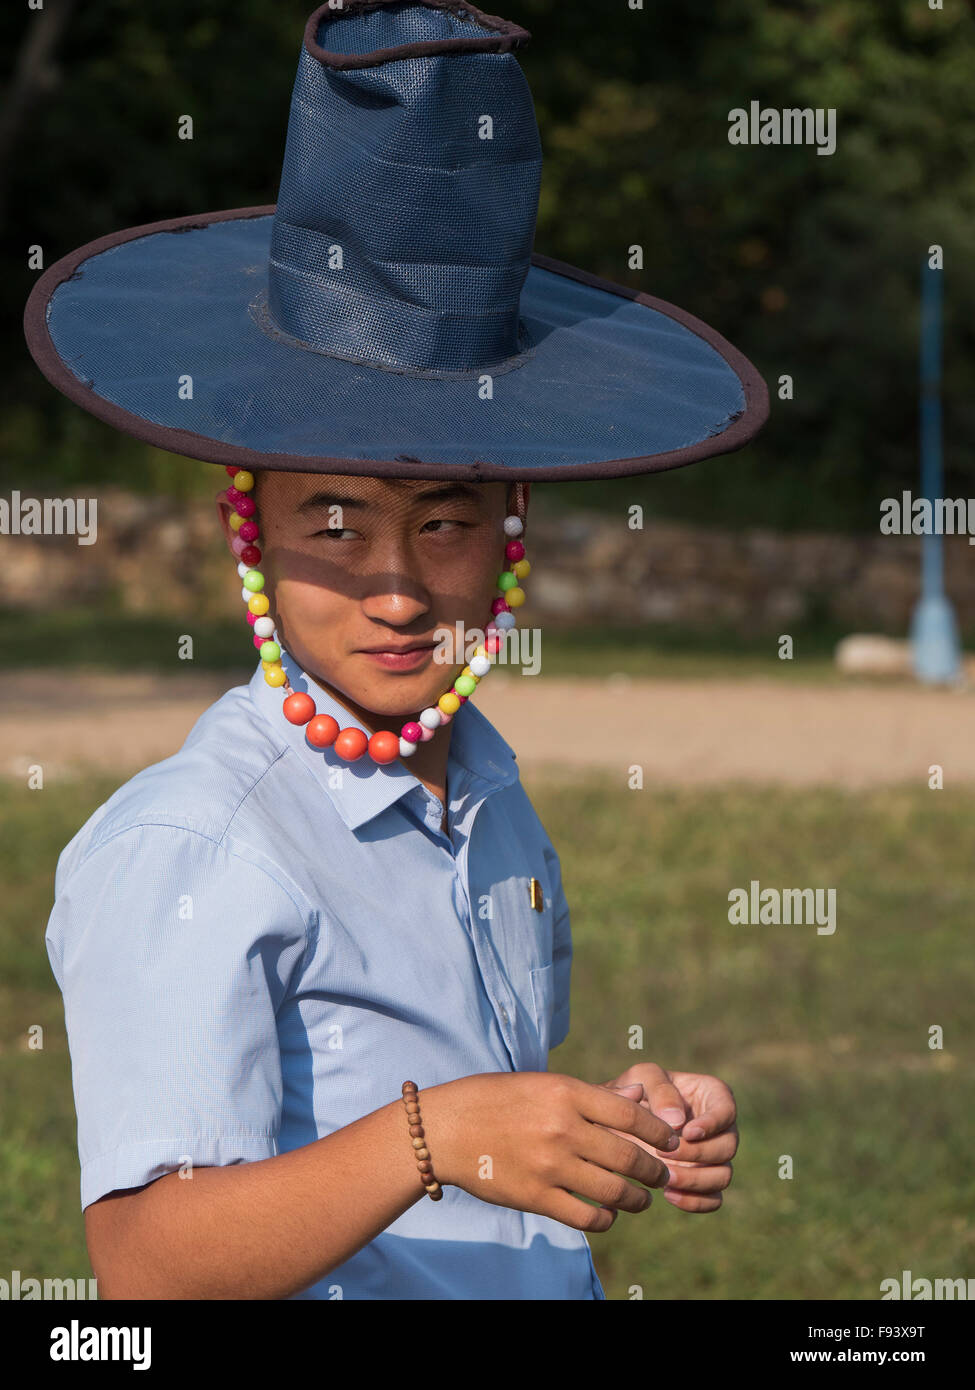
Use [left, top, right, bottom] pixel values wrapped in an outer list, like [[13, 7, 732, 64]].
[[23, 202, 770, 484]]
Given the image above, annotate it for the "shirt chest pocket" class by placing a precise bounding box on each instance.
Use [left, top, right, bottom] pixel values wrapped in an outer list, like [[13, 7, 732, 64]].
[[482, 870, 556, 970]]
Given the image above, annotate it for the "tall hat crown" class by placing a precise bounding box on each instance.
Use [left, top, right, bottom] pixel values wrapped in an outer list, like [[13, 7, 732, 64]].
[[266, 1, 541, 373]]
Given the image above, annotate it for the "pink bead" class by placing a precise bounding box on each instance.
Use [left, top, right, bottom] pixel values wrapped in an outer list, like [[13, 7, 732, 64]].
[[505, 540, 525, 562], [418, 725, 436, 742], [401, 722, 423, 743], [231, 535, 247, 556], [438, 711, 452, 726], [254, 633, 264, 648], [235, 496, 256, 518], [246, 611, 257, 626], [486, 634, 502, 654], [226, 487, 243, 507], [239, 521, 259, 542], [491, 597, 510, 615], [453, 691, 468, 703]]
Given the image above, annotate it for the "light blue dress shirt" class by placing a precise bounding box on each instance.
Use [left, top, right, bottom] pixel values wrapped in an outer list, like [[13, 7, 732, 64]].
[[46, 654, 606, 1300]]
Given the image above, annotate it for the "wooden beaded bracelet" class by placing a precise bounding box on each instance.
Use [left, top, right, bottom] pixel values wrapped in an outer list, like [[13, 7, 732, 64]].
[[402, 1080, 443, 1201]]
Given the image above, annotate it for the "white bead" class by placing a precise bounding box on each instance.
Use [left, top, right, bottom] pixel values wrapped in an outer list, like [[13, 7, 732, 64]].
[[503, 516, 523, 537], [419, 707, 442, 729], [237, 561, 251, 579], [494, 611, 516, 629], [398, 737, 418, 757], [469, 654, 491, 677], [241, 586, 253, 602], [254, 617, 275, 638]]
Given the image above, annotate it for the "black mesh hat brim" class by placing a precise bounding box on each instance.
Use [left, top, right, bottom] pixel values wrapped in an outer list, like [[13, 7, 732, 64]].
[[24, 205, 769, 483]]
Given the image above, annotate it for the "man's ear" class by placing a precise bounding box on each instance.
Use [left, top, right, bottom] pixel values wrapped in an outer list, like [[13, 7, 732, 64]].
[[215, 491, 243, 557]]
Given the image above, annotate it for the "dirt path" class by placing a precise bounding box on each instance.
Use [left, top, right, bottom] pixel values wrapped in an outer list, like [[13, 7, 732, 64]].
[[1, 668, 967, 786]]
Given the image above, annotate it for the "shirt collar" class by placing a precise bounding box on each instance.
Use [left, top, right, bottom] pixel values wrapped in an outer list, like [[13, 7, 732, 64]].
[[247, 652, 519, 831]]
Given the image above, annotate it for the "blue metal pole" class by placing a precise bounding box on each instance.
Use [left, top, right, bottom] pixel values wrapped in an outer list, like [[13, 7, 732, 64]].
[[910, 257, 961, 683]]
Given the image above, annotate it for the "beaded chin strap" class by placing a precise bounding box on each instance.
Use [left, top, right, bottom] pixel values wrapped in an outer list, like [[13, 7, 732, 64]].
[[222, 466, 530, 765]]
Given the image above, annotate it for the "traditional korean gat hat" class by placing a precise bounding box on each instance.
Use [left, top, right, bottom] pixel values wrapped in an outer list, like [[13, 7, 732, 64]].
[[23, 0, 768, 482]]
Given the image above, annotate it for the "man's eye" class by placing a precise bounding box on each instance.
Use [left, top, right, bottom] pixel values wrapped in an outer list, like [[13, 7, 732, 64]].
[[422, 519, 466, 533], [316, 528, 356, 540]]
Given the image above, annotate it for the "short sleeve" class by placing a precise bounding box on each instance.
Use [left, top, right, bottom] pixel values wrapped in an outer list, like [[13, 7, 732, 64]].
[[45, 823, 312, 1210], [547, 849, 572, 1050]]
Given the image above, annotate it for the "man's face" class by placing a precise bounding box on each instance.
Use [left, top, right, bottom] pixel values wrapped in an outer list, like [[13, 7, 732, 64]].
[[222, 471, 523, 719]]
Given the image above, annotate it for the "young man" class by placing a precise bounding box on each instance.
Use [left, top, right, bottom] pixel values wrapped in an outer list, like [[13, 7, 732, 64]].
[[26, 3, 762, 1299], [45, 467, 738, 1300]]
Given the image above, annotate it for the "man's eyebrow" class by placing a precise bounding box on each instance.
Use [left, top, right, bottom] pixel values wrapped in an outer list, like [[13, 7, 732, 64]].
[[295, 484, 484, 512]]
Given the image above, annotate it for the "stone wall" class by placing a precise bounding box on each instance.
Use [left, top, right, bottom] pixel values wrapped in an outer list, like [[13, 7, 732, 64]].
[[5, 488, 974, 634]]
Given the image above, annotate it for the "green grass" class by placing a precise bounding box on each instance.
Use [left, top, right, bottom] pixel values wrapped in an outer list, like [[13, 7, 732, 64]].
[[1, 774, 973, 1296], [6, 605, 924, 683]]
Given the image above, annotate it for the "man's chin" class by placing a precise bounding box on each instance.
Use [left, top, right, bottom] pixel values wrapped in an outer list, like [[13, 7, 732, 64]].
[[314, 664, 460, 722]]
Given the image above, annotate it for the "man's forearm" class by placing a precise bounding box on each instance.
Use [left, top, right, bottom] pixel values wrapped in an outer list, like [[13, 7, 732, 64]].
[[87, 1092, 440, 1299]]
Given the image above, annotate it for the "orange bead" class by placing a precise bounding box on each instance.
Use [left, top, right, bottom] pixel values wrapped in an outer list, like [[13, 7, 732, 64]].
[[334, 727, 369, 761], [283, 692, 316, 725], [368, 730, 400, 764], [306, 714, 340, 748]]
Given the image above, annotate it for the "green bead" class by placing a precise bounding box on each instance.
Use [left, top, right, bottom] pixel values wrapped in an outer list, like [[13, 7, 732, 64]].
[[454, 674, 477, 696], [497, 570, 517, 591], [259, 640, 281, 663], [243, 570, 265, 592]]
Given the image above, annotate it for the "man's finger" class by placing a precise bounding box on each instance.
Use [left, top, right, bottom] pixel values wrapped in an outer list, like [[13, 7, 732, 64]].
[[578, 1079, 681, 1152], [645, 1078, 688, 1131], [661, 1162, 734, 1194], [682, 1111, 737, 1143]]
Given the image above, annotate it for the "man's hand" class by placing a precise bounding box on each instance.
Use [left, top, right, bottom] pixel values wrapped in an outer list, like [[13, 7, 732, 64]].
[[598, 1063, 738, 1212]]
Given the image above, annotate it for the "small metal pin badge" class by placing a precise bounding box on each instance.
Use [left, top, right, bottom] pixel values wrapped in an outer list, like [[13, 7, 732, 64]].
[[529, 877, 544, 911]]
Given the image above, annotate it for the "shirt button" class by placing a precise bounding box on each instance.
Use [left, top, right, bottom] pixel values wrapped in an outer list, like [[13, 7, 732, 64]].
[[499, 1005, 510, 1026]]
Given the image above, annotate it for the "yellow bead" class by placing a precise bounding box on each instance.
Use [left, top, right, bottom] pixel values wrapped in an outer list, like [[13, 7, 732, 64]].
[[473, 645, 488, 660], [506, 586, 526, 608], [264, 666, 287, 688], [248, 593, 270, 616], [261, 659, 281, 671], [461, 666, 478, 681], [229, 512, 245, 531], [513, 559, 531, 580], [439, 692, 460, 715], [234, 470, 255, 492]]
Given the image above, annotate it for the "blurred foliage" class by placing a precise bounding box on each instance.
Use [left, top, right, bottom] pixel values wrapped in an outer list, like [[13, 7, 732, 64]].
[[2, 0, 973, 528]]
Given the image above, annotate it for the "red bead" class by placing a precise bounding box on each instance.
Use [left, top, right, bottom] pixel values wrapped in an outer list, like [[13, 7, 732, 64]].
[[235, 496, 256, 518], [505, 540, 525, 562], [241, 545, 262, 566], [253, 633, 264, 648], [334, 727, 369, 761], [283, 692, 316, 725], [368, 730, 400, 764], [246, 611, 257, 626], [239, 521, 259, 542], [486, 634, 502, 653], [453, 691, 468, 703], [491, 597, 510, 615], [225, 465, 240, 477], [226, 486, 243, 507], [306, 714, 340, 748]]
